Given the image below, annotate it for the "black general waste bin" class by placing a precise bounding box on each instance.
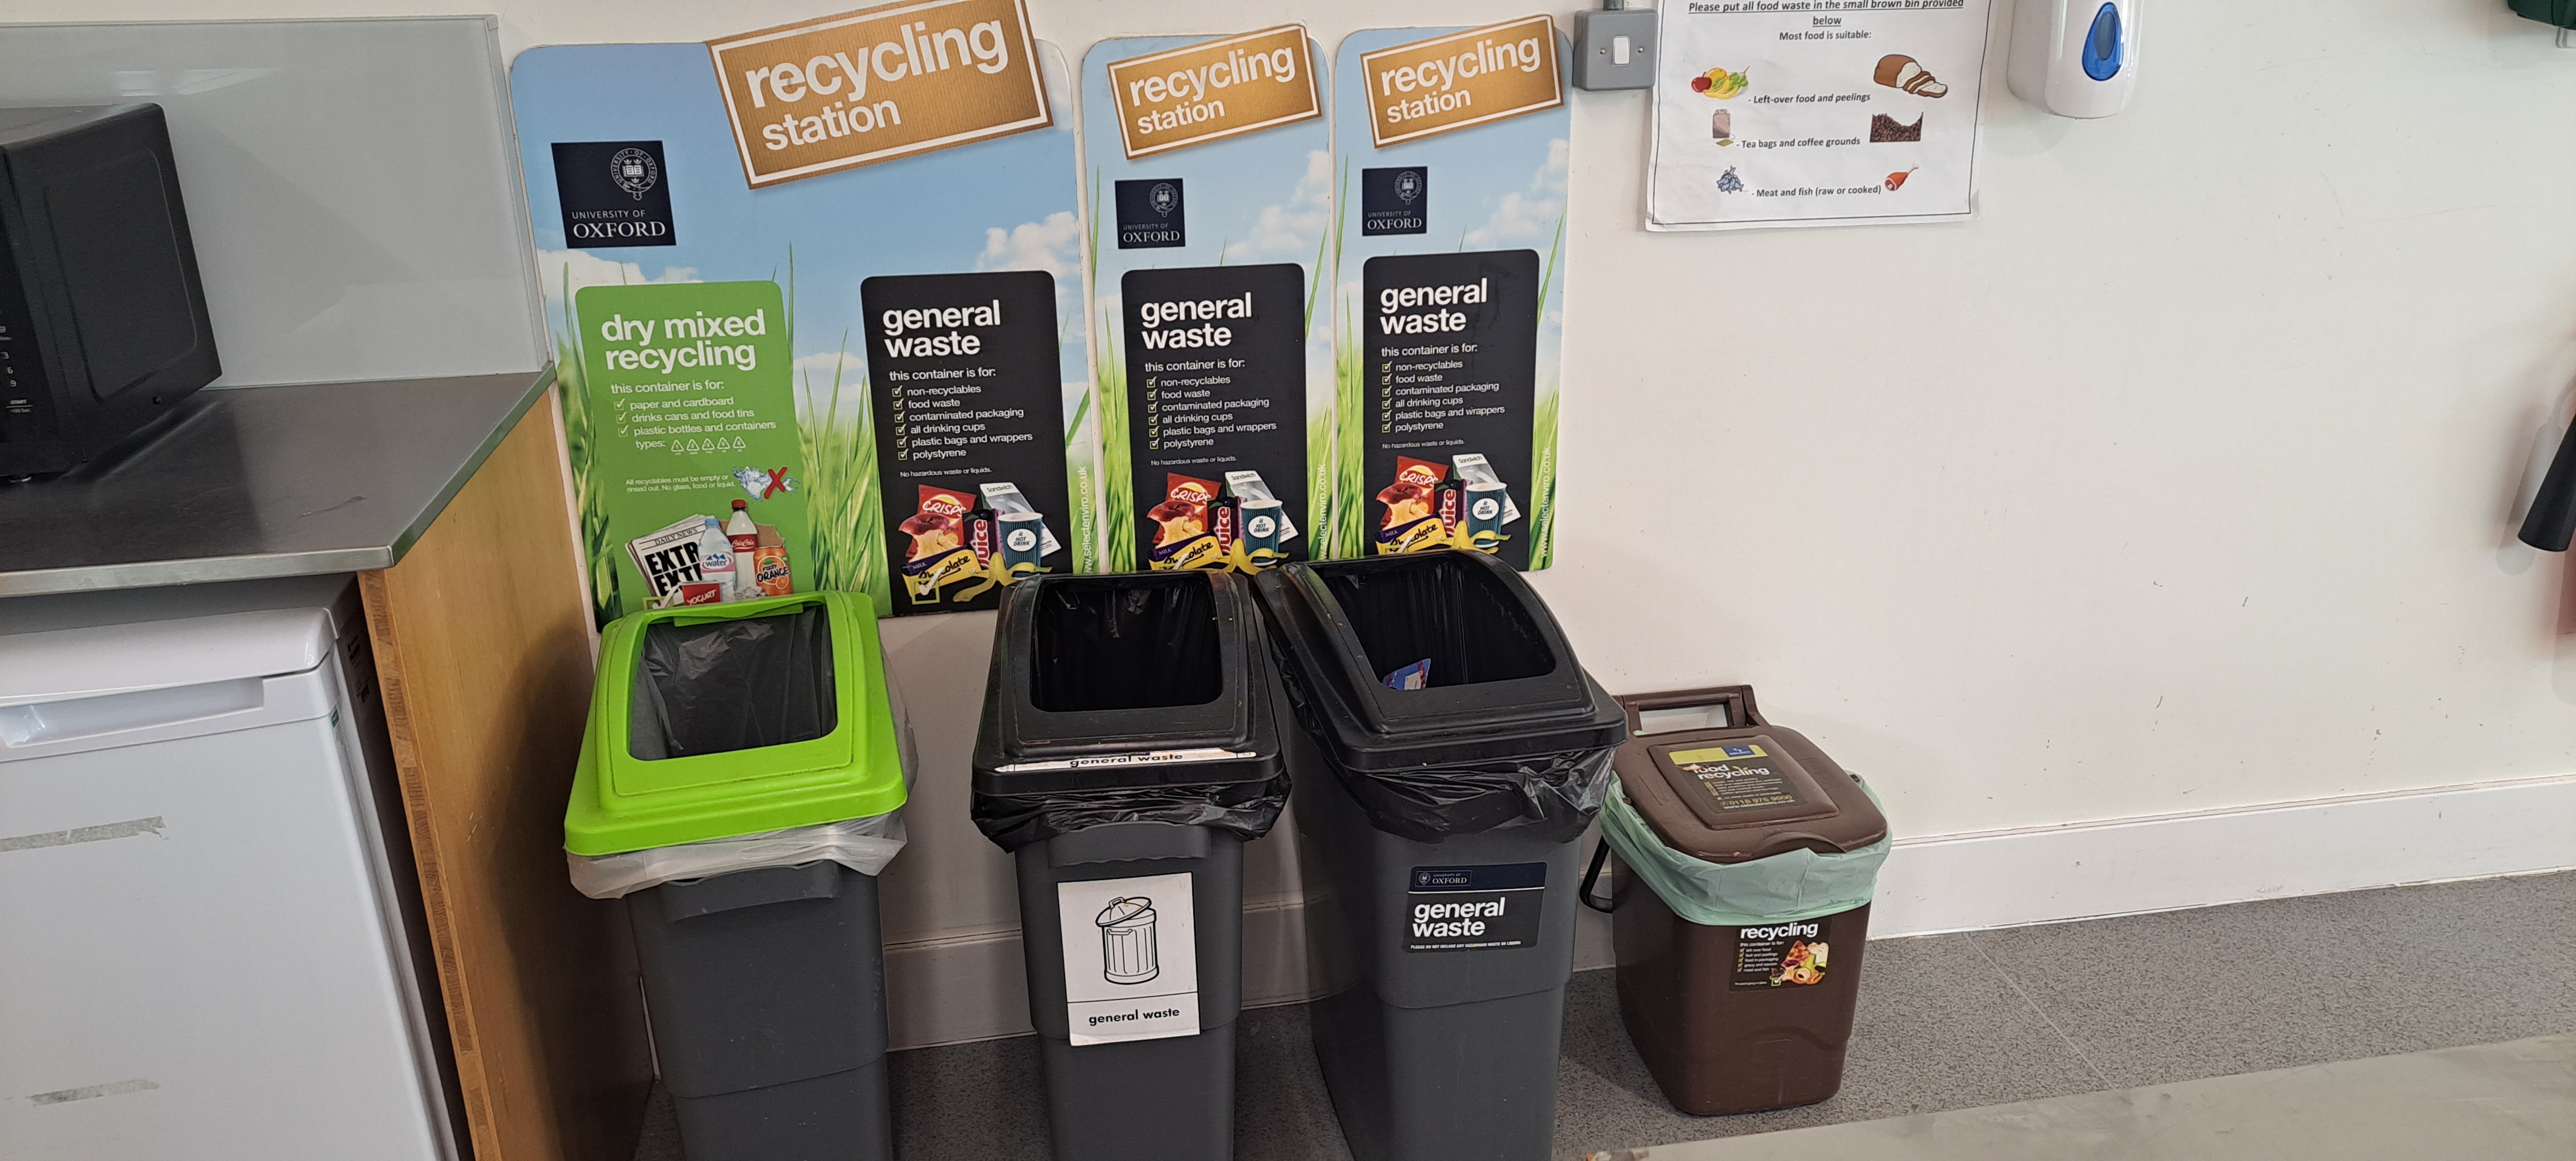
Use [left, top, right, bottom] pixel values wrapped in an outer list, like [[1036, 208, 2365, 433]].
[[972, 572, 1289, 1161], [1252, 551, 1626, 1161]]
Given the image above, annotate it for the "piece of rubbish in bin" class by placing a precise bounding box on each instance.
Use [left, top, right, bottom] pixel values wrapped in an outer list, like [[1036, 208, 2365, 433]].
[[980, 481, 1060, 556], [1451, 453, 1522, 524], [1382, 658, 1432, 690]]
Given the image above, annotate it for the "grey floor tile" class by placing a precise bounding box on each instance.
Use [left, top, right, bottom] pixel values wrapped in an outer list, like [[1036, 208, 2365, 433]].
[[1235, 1003, 1353, 1161], [632, 1084, 678, 1161], [889, 1033, 1050, 1160], [1553, 933, 2108, 1160], [1969, 871, 2576, 1090], [1598, 1035, 2575, 1161]]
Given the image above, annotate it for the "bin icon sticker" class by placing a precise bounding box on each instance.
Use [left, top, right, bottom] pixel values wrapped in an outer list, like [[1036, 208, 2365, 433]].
[[1057, 871, 1200, 1045], [1096, 896, 1160, 984]]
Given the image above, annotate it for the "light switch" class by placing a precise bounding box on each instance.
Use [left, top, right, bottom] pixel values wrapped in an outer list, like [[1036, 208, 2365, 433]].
[[1573, 7, 1657, 91]]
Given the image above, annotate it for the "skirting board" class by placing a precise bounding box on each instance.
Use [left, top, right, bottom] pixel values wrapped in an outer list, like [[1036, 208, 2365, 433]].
[[881, 774, 2576, 1050]]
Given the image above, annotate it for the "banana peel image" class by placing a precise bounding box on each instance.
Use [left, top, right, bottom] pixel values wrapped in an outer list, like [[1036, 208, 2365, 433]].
[[1690, 66, 1749, 99], [1873, 54, 1948, 97]]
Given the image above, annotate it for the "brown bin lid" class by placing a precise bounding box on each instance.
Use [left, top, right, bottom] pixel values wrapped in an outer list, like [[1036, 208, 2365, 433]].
[[1613, 686, 1887, 863]]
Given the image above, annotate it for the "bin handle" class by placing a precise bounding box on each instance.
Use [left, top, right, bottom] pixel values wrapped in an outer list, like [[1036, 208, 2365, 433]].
[[1615, 685, 1767, 734], [1580, 839, 1619, 913]]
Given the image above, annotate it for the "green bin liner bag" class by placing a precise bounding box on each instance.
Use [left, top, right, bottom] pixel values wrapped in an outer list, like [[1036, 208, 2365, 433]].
[[1598, 774, 1892, 928]]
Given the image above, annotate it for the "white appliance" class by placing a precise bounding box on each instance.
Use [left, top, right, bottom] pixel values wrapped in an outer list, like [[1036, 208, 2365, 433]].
[[2010, 0, 2139, 119], [0, 578, 461, 1161]]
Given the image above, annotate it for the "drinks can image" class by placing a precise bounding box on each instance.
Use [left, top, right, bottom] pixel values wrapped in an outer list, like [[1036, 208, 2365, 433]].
[[1096, 896, 1160, 984], [1467, 481, 1509, 540], [1241, 499, 1284, 556], [1000, 510, 1045, 571]]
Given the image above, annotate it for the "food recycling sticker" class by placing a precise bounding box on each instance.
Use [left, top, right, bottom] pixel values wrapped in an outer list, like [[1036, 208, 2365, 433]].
[[1406, 862, 1546, 952], [1057, 871, 1199, 1044]]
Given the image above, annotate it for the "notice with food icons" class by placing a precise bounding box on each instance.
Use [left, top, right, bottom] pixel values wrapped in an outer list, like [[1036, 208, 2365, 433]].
[[1647, 0, 1993, 230], [1733, 918, 1832, 989]]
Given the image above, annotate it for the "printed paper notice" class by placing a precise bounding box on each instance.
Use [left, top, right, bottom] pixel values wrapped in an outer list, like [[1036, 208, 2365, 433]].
[[1647, 0, 1993, 231], [1057, 872, 1200, 1045]]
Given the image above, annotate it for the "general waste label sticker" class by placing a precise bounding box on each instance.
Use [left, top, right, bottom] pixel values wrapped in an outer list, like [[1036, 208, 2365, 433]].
[[1406, 862, 1545, 952], [1058, 871, 1201, 1045], [1732, 916, 1831, 989]]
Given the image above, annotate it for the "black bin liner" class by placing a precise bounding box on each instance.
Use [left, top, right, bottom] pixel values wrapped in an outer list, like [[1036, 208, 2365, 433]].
[[973, 573, 1287, 852], [630, 606, 836, 760], [1268, 553, 1622, 844], [973, 777, 1289, 852], [1029, 577, 1221, 710], [1272, 655, 1612, 845], [1320, 556, 1555, 687]]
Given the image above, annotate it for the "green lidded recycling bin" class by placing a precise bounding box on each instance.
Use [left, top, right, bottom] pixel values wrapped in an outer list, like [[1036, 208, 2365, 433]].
[[565, 591, 907, 1161]]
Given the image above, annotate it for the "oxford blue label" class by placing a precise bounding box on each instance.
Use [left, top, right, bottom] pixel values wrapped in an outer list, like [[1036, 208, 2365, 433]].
[[1114, 179, 1187, 250], [552, 140, 676, 249], [1360, 167, 1429, 236]]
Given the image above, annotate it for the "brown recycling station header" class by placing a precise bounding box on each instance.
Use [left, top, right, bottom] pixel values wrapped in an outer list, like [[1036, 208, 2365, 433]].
[[708, 0, 1051, 187], [1358, 16, 1563, 148], [1105, 26, 1321, 160]]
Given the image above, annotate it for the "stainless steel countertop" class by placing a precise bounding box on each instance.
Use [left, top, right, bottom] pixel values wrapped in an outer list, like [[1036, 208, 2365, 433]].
[[0, 368, 553, 596]]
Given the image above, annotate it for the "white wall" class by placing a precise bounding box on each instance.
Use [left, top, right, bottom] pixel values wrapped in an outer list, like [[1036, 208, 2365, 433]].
[[23, 0, 2574, 959]]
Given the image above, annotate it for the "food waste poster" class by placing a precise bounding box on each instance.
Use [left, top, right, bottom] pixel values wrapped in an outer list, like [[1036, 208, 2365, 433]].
[[1646, 0, 1993, 230], [1328, 26, 1572, 570], [1081, 30, 1332, 575], [511, 40, 1094, 622]]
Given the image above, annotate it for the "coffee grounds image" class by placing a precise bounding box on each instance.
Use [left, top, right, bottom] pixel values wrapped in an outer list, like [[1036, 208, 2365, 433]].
[[1869, 114, 1924, 142]]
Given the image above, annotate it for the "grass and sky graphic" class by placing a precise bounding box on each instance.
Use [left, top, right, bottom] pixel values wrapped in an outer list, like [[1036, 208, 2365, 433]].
[[513, 41, 1092, 618]]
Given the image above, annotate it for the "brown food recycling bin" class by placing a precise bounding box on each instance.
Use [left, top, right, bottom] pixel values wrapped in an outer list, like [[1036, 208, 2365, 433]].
[[1602, 687, 1889, 1116]]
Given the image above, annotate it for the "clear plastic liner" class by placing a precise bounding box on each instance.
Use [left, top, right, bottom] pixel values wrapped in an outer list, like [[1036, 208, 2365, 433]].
[[1597, 775, 1892, 926], [568, 812, 907, 900]]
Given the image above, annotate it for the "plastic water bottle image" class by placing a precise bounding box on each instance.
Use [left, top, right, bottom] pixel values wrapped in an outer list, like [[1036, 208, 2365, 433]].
[[1096, 897, 1160, 984]]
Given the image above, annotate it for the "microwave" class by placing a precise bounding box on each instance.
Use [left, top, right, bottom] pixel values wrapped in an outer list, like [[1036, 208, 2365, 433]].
[[0, 103, 219, 477]]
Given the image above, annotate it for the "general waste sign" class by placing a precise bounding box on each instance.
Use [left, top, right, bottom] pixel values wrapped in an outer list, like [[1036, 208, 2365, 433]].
[[707, 0, 1051, 188], [1105, 26, 1321, 160], [1358, 16, 1563, 149]]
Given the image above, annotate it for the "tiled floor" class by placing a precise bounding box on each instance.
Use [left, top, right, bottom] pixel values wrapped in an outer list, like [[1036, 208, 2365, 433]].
[[1603, 1034, 2574, 1161], [631, 871, 2576, 1160]]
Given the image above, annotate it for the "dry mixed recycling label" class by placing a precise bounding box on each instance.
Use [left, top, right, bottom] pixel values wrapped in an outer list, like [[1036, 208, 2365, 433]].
[[1106, 25, 1321, 159], [1733, 916, 1831, 989], [707, 0, 1051, 187], [1358, 16, 1564, 147], [1058, 871, 1201, 1045], [1406, 862, 1546, 952]]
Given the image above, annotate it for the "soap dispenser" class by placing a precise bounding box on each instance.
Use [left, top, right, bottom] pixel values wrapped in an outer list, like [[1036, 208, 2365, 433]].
[[2009, 0, 2139, 119]]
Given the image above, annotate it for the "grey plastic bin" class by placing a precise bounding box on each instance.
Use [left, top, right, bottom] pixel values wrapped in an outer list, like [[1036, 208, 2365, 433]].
[[971, 572, 1289, 1160], [1252, 552, 1626, 1161]]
